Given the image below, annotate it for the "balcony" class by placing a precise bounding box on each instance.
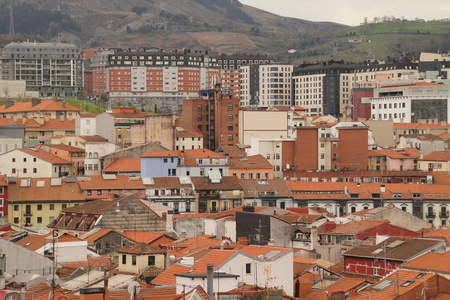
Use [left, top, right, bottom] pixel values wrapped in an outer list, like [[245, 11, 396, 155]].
[[440, 211, 449, 218], [426, 212, 436, 219], [24, 211, 33, 217]]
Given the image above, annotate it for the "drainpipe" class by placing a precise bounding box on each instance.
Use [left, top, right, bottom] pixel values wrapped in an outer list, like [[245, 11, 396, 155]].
[[207, 263, 214, 299]]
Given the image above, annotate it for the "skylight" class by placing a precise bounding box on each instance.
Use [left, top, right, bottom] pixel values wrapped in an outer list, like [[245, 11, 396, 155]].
[[372, 280, 396, 290]]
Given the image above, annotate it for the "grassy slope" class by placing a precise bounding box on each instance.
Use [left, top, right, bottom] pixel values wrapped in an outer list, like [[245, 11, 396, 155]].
[[64, 98, 104, 113]]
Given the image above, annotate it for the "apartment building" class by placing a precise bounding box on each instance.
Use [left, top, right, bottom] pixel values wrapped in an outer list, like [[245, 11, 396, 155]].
[[240, 64, 293, 108], [0, 148, 72, 177], [8, 177, 85, 227], [0, 42, 83, 98], [370, 82, 450, 122], [177, 88, 239, 151]]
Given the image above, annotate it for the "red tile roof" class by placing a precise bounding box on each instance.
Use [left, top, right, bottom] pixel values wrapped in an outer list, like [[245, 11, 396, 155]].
[[229, 154, 273, 169], [176, 128, 203, 138], [103, 157, 141, 173], [152, 263, 191, 285], [401, 251, 450, 273], [0, 100, 81, 113], [77, 175, 144, 190], [117, 242, 167, 255], [16, 232, 81, 251], [8, 177, 85, 202], [81, 135, 109, 142], [19, 148, 71, 164], [421, 151, 450, 162], [37, 144, 84, 153], [122, 231, 171, 244]]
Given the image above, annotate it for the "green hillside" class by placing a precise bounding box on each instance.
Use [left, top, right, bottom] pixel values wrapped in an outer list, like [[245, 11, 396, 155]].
[[64, 98, 104, 113]]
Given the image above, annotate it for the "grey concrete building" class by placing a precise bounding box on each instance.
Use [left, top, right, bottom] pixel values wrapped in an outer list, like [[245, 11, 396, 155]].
[[1, 42, 83, 98]]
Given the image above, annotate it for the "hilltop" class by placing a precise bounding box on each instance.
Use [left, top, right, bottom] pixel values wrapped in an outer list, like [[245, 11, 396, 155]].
[[0, 1, 448, 63]]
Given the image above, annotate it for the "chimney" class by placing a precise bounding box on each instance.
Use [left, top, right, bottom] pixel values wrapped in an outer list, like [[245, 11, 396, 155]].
[[31, 98, 41, 107], [237, 237, 248, 245], [5, 99, 14, 109], [34, 115, 44, 125], [324, 221, 336, 232], [310, 226, 318, 250], [60, 114, 65, 122], [44, 115, 50, 122], [206, 264, 214, 300], [13, 115, 17, 122], [62, 101, 66, 108], [21, 118, 26, 125]]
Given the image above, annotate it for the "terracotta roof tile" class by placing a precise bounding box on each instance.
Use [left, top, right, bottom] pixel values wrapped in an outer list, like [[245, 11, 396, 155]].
[[152, 263, 191, 285], [402, 251, 450, 273], [81, 135, 109, 142], [421, 151, 450, 162], [239, 245, 291, 259], [0, 100, 81, 113], [191, 176, 242, 191], [122, 231, 173, 244], [117, 242, 167, 255], [103, 157, 141, 173], [229, 154, 273, 169], [77, 175, 145, 190], [19, 148, 71, 164], [240, 179, 292, 198], [8, 177, 85, 202], [37, 144, 84, 153], [176, 128, 203, 138]]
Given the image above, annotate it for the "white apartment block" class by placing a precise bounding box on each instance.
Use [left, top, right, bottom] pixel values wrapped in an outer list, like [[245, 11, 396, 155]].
[[293, 73, 325, 115], [370, 83, 450, 122], [240, 64, 293, 108]]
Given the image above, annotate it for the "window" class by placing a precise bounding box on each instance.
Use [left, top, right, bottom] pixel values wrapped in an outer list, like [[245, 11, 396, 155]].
[[49, 204, 55, 210], [122, 255, 127, 264], [12, 158, 15, 162], [351, 207, 356, 213], [228, 104, 233, 111], [14, 205, 19, 211], [373, 267, 380, 276], [23, 158, 27, 162], [62, 204, 67, 209], [228, 135, 233, 141], [132, 255, 137, 265], [163, 158, 168, 163], [23, 168, 27, 174], [197, 115, 202, 121], [97, 190, 102, 196], [37, 217, 42, 224], [14, 217, 19, 224], [12, 168, 15, 174], [37, 204, 42, 211], [148, 256, 155, 266], [228, 125, 233, 131], [33, 168, 37, 173], [246, 263, 251, 274], [227, 115, 233, 121], [87, 190, 92, 196]]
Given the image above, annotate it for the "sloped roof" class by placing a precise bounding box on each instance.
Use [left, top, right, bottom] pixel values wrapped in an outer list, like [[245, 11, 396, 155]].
[[324, 220, 390, 235], [103, 157, 141, 173], [0, 100, 81, 113], [77, 175, 144, 190], [229, 154, 272, 169], [240, 179, 292, 198], [117, 242, 166, 255], [176, 128, 203, 138], [401, 251, 450, 273], [18, 148, 71, 164], [81, 135, 108, 142], [343, 237, 443, 261], [140, 148, 224, 158], [37, 144, 84, 153], [421, 151, 450, 162], [191, 176, 242, 191], [16, 232, 81, 251], [351, 270, 437, 300], [8, 178, 85, 202], [122, 231, 175, 244]]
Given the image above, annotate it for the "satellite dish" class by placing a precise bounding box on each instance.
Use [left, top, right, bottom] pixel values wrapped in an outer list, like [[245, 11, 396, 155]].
[[46, 274, 59, 288], [128, 281, 141, 299]]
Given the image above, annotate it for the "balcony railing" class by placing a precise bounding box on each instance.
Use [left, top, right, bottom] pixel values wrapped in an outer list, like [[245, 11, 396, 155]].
[[440, 211, 449, 218], [426, 212, 436, 218]]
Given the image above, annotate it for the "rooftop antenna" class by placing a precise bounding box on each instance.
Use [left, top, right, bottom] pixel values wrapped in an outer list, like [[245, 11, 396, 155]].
[[9, 7, 14, 35]]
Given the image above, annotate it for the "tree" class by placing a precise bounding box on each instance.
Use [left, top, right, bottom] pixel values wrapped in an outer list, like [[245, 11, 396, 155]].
[[363, 17, 368, 24]]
